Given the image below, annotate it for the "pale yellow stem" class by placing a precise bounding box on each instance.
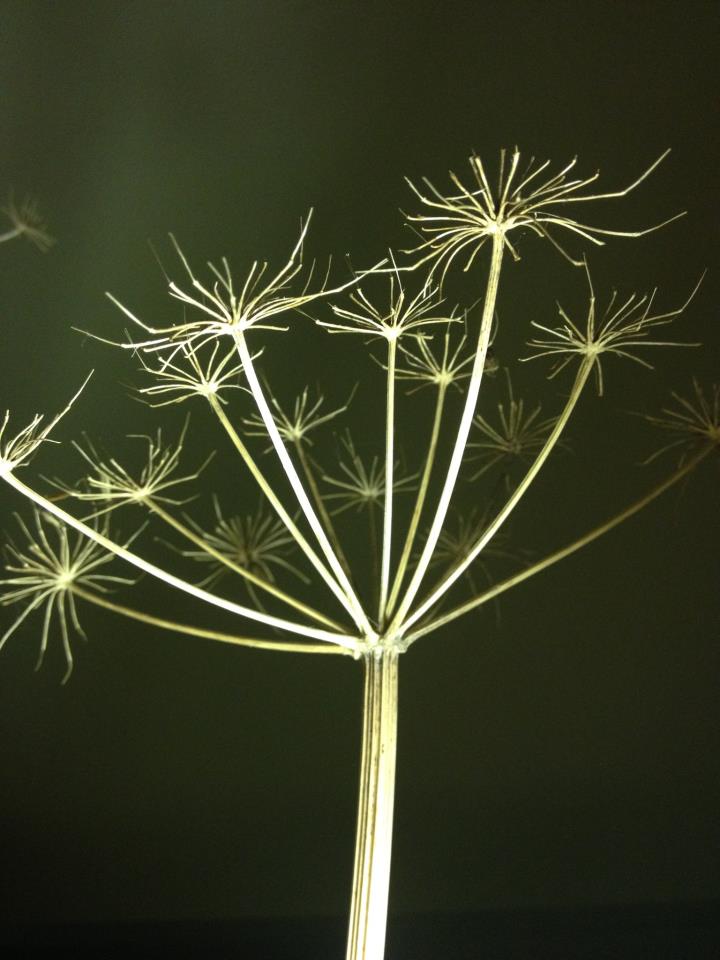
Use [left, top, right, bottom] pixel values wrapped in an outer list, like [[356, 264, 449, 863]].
[[405, 445, 713, 645], [386, 382, 447, 617], [209, 394, 359, 626], [401, 356, 595, 636], [235, 331, 374, 638], [379, 338, 397, 626], [1, 471, 358, 651], [346, 648, 399, 960], [72, 585, 349, 655], [294, 439, 351, 577], [148, 500, 343, 630], [389, 232, 505, 634]]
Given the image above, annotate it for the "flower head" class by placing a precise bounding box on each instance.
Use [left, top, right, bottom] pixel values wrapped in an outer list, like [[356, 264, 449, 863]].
[[1, 510, 132, 682], [395, 330, 475, 393], [322, 433, 417, 515], [0, 193, 55, 252], [135, 340, 246, 407], [181, 496, 307, 589], [59, 422, 210, 516], [429, 508, 516, 576], [641, 379, 720, 465], [523, 264, 701, 395], [100, 213, 378, 359], [242, 385, 352, 447], [0, 376, 91, 477], [318, 259, 458, 343], [469, 371, 559, 478], [404, 148, 683, 281]]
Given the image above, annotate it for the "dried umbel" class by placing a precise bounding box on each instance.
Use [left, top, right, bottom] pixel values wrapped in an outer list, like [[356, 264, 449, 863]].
[[1, 149, 716, 960]]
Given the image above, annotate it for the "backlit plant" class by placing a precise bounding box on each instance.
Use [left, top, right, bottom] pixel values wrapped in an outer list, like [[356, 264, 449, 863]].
[[1, 150, 717, 960]]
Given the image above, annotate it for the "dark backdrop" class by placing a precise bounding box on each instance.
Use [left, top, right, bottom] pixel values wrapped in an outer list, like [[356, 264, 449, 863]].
[[0, 0, 718, 951]]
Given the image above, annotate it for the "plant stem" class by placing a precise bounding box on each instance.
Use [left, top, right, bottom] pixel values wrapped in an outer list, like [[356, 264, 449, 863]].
[[209, 393, 358, 626], [71, 585, 349, 655], [148, 501, 343, 630], [0, 227, 22, 245], [1, 471, 358, 650], [346, 647, 400, 960], [294, 438, 351, 576], [379, 338, 397, 625], [389, 232, 505, 635], [405, 444, 714, 644], [386, 382, 447, 617], [235, 331, 374, 638], [402, 355, 594, 634]]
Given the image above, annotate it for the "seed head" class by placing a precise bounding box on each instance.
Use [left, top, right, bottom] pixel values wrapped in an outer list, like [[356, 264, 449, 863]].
[[404, 148, 683, 283], [1, 511, 132, 683], [641, 379, 720, 465]]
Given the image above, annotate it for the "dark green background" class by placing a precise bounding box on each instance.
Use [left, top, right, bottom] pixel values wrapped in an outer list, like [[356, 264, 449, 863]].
[[0, 0, 718, 935]]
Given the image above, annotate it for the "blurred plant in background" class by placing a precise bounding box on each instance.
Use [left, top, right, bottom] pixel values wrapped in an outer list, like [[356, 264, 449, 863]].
[[1, 150, 717, 960]]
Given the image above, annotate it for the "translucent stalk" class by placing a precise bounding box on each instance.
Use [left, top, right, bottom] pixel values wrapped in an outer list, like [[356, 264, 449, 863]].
[[209, 394, 359, 626], [0, 227, 23, 245], [389, 232, 505, 634], [379, 338, 397, 625], [405, 444, 714, 644], [402, 355, 594, 635], [71, 585, 349, 656], [294, 439, 351, 577], [346, 647, 399, 960], [386, 381, 447, 617], [2, 471, 358, 651], [148, 500, 343, 630], [235, 332, 374, 638]]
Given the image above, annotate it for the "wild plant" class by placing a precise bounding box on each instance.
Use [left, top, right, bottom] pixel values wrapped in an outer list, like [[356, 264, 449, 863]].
[[1, 149, 717, 960]]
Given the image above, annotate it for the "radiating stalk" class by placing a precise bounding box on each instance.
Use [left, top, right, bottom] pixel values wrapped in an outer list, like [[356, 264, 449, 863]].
[[389, 232, 505, 634], [294, 438, 351, 577], [378, 338, 397, 625], [346, 648, 399, 960], [386, 381, 447, 617], [401, 355, 594, 634], [1, 471, 358, 651], [235, 331, 374, 638], [209, 394, 360, 626], [71, 585, 350, 655], [405, 444, 714, 644], [148, 500, 343, 630], [0, 226, 23, 244]]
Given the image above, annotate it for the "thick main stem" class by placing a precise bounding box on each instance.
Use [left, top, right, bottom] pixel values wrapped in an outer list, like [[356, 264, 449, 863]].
[[346, 648, 399, 960]]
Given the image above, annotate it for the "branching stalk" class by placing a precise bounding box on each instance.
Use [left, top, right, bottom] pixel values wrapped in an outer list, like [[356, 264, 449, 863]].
[[405, 445, 713, 645], [1, 471, 358, 651], [209, 393, 359, 626], [294, 439, 351, 576], [386, 381, 447, 617], [401, 355, 595, 635], [379, 338, 397, 625], [71, 584, 349, 655], [389, 232, 505, 634], [147, 500, 342, 630], [234, 331, 374, 638]]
